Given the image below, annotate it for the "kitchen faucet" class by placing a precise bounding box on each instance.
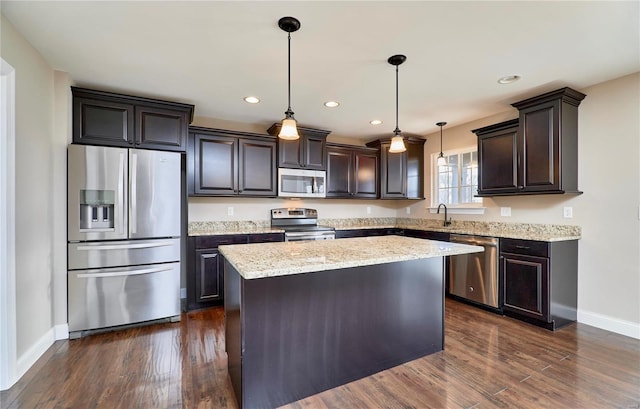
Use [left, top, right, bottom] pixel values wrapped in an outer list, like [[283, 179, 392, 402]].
[[437, 203, 452, 227]]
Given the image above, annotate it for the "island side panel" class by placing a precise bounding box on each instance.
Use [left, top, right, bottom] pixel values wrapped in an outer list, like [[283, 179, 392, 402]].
[[224, 259, 242, 406], [241, 257, 444, 409]]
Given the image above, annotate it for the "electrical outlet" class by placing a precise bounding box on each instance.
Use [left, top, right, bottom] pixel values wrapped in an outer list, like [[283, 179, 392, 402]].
[[406, 207, 411, 214], [227, 206, 234, 216], [500, 207, 511, 217], [563, 206, 573, 218], [366, 206, 371, 215]]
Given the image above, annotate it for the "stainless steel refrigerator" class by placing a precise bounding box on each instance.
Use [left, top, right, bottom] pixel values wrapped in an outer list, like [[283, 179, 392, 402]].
[[67, 144, 181, 338]]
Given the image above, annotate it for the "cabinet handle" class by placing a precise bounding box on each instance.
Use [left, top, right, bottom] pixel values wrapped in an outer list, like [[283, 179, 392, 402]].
[[515, 245, 530, 250]]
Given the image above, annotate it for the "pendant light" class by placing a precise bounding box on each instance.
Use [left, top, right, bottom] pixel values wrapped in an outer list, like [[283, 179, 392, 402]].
[[436, 121, 447, 166], [388, 54, 407, 153], [278, 16, 301, 140]]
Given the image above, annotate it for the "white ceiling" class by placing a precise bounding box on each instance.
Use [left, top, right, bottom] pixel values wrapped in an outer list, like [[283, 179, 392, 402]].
[[2, 1, 639, 141]]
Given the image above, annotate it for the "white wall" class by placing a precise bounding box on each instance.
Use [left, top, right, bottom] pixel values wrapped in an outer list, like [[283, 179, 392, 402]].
[[0, 14, 57, 365], [414, 73, 640, 337]]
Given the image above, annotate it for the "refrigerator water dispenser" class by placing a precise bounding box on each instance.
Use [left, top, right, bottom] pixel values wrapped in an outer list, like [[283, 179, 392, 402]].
[[79, 189, 115, 231]]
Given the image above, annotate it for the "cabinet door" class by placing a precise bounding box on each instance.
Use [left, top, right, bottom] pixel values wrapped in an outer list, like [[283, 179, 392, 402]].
[[194, 134, 238, 195], [502, 253, 549, 322], [73, 97, 134, 147], [380, 145, 407, 198], [135, 106, 188, 151], [195, 249, 223, 303], [278, 138, 302, 168], [326, 148, 353, 197], [303, 135, 327, 170], [519, 100, 560, 192], [238, 138, 277, 196], [353, 150, 378, 198], [478, 126, 518, 194]]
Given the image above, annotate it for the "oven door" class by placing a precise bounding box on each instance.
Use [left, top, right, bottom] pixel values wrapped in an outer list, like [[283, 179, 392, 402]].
[[285, 231, 335, 242]]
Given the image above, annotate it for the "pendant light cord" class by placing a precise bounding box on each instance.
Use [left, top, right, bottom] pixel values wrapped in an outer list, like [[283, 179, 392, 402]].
[[394, 65, 400, 135], [287, 32, 292, 113]]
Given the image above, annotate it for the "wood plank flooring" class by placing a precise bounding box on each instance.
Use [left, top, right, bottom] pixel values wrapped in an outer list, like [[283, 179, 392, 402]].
[[2, 299, 638, 409]]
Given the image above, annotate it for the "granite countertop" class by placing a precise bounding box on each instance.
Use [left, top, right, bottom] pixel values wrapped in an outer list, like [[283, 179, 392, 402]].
[[219, 236, 483, 280], [189, 218, 581, 242]]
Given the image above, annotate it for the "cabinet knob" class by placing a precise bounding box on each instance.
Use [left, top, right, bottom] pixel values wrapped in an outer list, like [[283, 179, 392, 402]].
[[518, 186, 524, 190]]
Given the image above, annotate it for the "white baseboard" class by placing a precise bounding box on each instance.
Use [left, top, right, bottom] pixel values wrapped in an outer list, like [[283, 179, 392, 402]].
[[16, 328, 55, 381], [54, 323, 69, 340], [578, 309, 640, 340]]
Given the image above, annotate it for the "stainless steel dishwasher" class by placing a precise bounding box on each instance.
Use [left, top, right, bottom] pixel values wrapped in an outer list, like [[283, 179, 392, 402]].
[[449, 234, 500, 309]]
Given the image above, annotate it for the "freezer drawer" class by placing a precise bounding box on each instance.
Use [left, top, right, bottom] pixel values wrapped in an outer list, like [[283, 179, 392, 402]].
[[68, 238, 180, 270], [68, 262, 180, 333]]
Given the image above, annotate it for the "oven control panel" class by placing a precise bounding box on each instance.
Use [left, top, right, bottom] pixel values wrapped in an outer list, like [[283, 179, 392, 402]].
[[271, 208, 317, 219]]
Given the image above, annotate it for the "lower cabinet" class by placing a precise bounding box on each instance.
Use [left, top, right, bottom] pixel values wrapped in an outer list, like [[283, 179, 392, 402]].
[[187, 233, 284, 310], [403, 229, 450, 242], [334, 228, 402, 238], [500, 238, 577, 330]]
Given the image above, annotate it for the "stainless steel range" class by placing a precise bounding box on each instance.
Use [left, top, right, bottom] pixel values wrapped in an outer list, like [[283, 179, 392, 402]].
[[271, 208, 335, 241]]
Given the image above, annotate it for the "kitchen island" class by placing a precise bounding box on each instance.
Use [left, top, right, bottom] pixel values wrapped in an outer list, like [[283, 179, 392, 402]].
[[219, 236, 483, 409]]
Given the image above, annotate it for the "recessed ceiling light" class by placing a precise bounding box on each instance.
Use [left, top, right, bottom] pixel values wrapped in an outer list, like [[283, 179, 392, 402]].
[[244, 96, 260, 104], [498, 75, 521, 84], [324, 101, 340, 108], [370, 119, 383, 125]]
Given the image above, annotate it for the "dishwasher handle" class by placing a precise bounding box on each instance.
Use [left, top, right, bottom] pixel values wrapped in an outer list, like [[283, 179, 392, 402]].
[[450, 234, 499, 247]]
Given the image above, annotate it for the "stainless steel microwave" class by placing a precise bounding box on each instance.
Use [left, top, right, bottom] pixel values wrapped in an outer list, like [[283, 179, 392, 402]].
[[278, 168, 326, 198]]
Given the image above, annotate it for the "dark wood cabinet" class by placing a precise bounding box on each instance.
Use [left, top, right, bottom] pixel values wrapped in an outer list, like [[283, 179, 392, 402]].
[[366, 137, 425, 199], [188, 232, 284, 310], [72, 87, 193, 152], [403, 229, 450, 242], [194, 249, 223, 304], [500, 238, 578, 330], [326, 144, 378, 198], [267, 123, 330, 170], [188, 127, 277, 197], [334, 228, 402, 239], [502, 252, 549, 321], [135, 105, 190, 151], [475, 119, 519, 195], [474, 87, 586, 196]]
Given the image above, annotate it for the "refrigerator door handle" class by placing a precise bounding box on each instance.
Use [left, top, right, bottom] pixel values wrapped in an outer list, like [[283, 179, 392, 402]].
[[130, 152, 137, 234], [117, 152, 126, 236], [76, 241, 176, 251], [76, 266, 173, 279]]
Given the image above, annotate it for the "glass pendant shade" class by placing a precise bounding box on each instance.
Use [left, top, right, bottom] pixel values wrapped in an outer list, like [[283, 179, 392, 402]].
[[437, 153, 447, 167], [279, 117, 299, 140], [389, 135, 406, 153]]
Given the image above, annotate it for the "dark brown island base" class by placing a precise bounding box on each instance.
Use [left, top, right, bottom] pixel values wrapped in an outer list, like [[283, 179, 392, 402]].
[[219, 236, 483, 409]]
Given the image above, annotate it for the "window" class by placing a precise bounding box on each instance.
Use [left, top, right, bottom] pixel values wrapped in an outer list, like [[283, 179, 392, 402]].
[[432, 148, 482, 206]]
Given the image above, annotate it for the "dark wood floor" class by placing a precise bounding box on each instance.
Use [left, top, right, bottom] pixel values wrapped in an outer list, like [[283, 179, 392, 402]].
[[2, 299, 639, 409]]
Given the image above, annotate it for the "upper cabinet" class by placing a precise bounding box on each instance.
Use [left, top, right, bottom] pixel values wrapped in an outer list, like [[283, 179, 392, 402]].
[[326, 144, 378, 199], [366, 137, 425, 199], [475, 119, 520, 195], [188, 127, 277, 197], [474, 87, 586, 196], [267, 123, 330, 170], [72, 87, 194, 152]]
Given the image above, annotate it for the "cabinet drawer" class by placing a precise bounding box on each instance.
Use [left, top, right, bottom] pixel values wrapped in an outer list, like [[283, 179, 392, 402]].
[[501, 238, 548, 257], [195, 234, 248, 249]]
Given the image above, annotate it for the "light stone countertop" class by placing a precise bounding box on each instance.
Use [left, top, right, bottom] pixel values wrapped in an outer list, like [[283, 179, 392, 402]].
[[189, 218, 581, 242], [219, 235, 483, 280]]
